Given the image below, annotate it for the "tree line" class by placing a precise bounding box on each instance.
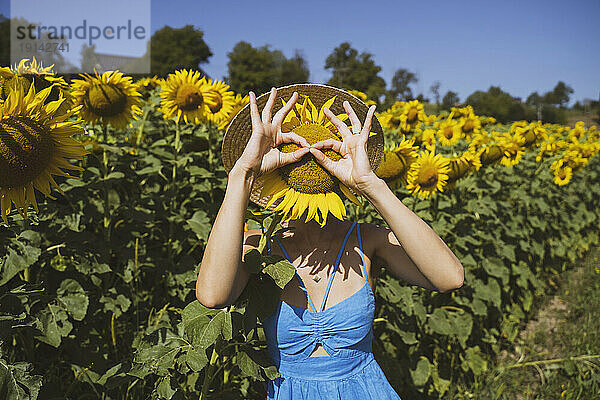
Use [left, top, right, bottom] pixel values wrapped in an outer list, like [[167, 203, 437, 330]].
[[1, 18, 597, 124]]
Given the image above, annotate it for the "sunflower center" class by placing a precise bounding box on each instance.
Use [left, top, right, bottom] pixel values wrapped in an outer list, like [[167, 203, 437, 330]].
[[86, 83, 128, 117], [417, 165, 439, 189], [0, 116, 54, 188], [278, 123, 341, 194], [1, 76, 32, 100], [206, 91, 223, 113], [376, 152, 406, 179], [443, 126, 454, 138], [406, 107, 419, 123], [462, 119, 474, 133], [175, 84, 204, 111]]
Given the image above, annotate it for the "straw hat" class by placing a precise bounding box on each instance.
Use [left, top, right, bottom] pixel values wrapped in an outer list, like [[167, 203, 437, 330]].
[[221, 83, 384, 210]]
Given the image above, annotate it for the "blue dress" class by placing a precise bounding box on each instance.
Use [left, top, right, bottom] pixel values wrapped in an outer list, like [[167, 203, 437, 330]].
[[262, 222, 402, 399]]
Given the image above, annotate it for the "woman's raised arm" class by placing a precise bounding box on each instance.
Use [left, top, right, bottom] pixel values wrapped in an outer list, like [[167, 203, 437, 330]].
[[310, 102, 464, 293], [195, 88, 309, 308]]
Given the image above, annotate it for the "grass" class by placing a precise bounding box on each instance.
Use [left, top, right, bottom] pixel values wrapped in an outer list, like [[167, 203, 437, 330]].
[[452, 245, 600, 400]]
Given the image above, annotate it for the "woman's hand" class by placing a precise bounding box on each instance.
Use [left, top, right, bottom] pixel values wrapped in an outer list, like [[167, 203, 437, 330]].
[[309, 101, 380, 195], [232, 87, 311, 177]]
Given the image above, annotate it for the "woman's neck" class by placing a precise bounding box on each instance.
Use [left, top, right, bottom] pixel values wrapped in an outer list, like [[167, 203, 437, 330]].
[[282, 217, 343, 249]]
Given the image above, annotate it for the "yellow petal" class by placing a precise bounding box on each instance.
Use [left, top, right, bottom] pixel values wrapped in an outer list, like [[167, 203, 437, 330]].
[[340, 184, 361, 206], [317, 96, 336, 124]]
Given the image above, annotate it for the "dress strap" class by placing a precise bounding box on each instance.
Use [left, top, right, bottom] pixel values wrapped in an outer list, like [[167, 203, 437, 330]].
[[319, 221, 357, 312], [356, 222, 368, 282], [260, 226, 272, 255], [273, 236, 318, 313]]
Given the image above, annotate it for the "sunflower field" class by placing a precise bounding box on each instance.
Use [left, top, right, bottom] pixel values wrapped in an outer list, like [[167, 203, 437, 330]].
[[1, 59, 600, 399]]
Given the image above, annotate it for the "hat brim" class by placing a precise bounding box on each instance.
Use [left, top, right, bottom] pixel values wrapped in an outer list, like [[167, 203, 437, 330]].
[[222, 83, 384, 210]]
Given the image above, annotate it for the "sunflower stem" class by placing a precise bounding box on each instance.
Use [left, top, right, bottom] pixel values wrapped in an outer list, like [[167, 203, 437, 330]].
[[102, 128, 112, 242], [172, 121, 181, 181], [135, 108, 149, 146]]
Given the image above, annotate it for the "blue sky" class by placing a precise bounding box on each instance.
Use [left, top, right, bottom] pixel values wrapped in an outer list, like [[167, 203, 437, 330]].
[[2, 0, 599, 103]]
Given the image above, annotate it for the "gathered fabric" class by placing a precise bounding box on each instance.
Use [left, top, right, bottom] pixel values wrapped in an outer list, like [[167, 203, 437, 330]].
[[262, 222, 402, 399]]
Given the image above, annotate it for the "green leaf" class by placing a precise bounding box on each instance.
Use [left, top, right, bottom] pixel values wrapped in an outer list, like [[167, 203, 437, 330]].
[[484, 256, 510, 285], [0, 358, 42, 400], [410, 356, 431, 386], [464, 346, 488, 376], [236, 351, 261, 379], [187, 210, 211, 241], [100, 294, 131, 318], [0, 231, 41, 286], [96, 363, 121, 385], [183, 303, 226, 348], [156, 376, 177, 399], [183, 347, 208, 372], [57, 279, 88, 321], [262, 256, 295, 289], [34, 303, 72, 348], [428, 308, 452, 335]]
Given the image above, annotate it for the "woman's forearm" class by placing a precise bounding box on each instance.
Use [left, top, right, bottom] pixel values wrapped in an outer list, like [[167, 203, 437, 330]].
[[359, 174, 464, 292], [196, 165, 255, 307]]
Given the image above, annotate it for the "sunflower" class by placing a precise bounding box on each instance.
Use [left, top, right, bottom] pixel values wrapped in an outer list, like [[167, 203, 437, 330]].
[[568, 121, 586, 142], [412, 128, 436, 151], [0, 84, 88, 224], [259, 95, 370, 227], [499, 137, 525, 167], [405, 148, 451, 199], [478, 144, 505, 166], [377, 101, 405, 131], [514, 121, 546, 148], [397, 100, 426, 133], [159, 69, 213, 124], [71, 70, 142, 129], [135, 75, 162, 99], [218, 93, 249, 130], [445, 150, 482, 189], [1, 58, 71, 109], [436, 118, 462, 146], [204, 79, 235, 126], [346, 89, 376, 106], [553, 164, 572, 186], [458, 114, 481, 138], [375, 151, 405, 188], [375, 137, 417, 190]]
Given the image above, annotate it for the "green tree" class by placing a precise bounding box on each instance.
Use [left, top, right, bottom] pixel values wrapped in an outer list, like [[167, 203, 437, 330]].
[[465, 86, 527, 123], [150, 25, 212, 77], [324, 42, 386, 101], [226, 42, 309, 95], [279, 50, 310, 87], [430, 81, 441, 105], [526, 91, 542, 106], [388, 68, 418, 101], [441, 90, 460, 110], [551, 81, 574, 108]]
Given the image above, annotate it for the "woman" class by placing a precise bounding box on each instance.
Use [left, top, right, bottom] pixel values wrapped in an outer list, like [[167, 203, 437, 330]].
[[196, 85, 465, 399]]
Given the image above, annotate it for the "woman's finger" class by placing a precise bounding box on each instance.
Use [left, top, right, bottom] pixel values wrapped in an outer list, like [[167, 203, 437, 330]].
[[311, 138, 343, 153], [308, 148, 337, 175], [343, 101, 361, 133], [361, 105, 376, 143], [280, 131, 310, 148], [272, 91, 298, 127], [262, 87, 277, 123], [249, 91, 261, 132], [279, 147, 310, 166], [323, 107, 351, 138]]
